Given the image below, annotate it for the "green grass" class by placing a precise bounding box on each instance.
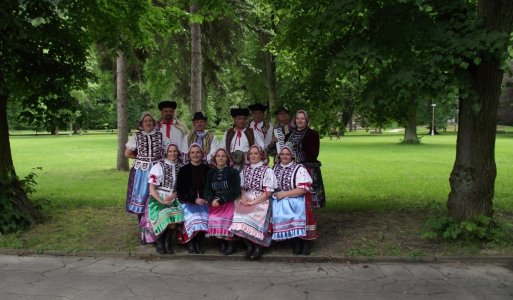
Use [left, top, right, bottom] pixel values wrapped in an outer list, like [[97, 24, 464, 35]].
[[9, 131, 513, 212], [11, 134, 127, 209], [4, 130, 513, 254]]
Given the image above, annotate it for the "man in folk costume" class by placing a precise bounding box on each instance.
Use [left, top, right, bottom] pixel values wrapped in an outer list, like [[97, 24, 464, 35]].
[[268, 105, 295, 162], [248, 102, 274, 150], [220, 107, 265, 171], [157, 100, 189, 152], [181, 111, 219, 164]]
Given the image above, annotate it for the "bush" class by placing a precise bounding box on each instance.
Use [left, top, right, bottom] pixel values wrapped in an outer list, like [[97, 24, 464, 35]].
[[0, 167, 43, 234], [422, 213, 513, 244]]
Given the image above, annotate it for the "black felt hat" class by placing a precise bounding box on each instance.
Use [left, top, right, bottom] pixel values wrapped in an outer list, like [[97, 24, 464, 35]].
[[192, 111, 208, 121], [230, 107, 250, 117], [275, 105, 290, 115], [248, 102, 268, 112], [158, 100, 177, 110]]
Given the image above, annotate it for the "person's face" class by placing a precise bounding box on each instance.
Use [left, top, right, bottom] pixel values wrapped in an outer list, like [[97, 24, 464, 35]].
[[161, 107, 175, 121], [233, 115, 247, 129], [215, 150, 228, 167], [142, 115, 154, 132], [249, 147, 261, 164], [252, 110, 264, 123], [193, 119, 206, 132], [167, 146, 179, 161], [277, 112, 289, 124], [189, 147, 203, 164], [295, 112, 307, 130], [279, 148, 293, 164]]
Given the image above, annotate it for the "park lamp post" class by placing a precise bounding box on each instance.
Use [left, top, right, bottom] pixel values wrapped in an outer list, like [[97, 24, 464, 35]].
[[431, 103, 437, 136]]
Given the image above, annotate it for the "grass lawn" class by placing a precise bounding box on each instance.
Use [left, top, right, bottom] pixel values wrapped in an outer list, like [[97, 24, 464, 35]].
[[2, 129, 513, 254]]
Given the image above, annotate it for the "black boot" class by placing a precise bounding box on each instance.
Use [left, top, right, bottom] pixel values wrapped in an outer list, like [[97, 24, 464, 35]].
[[164, 229, 174, 254], [219, 240, 227, 254], [291, 238, 302, 255], [195, 232, 205, 254], [250, 245, 263, 260], [223, 240, 236, 255], [243, 239, 254, 259], [301, 240, 311, 255], [155, 233, 166, 254], [186, 237, 197, 254]]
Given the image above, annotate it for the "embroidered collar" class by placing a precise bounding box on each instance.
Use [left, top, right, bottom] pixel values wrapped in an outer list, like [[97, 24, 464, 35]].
[[280, 161, 294, 168], [141, 129, 157, 135], [164, 159, 177, 165], [250, 161, 264, 168]]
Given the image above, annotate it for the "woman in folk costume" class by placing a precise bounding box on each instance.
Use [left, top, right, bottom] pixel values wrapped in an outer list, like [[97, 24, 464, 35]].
[[125, 113, 164, 243], [285, 110, 326, 209], [146, 143, 184, 254], [204, 148, 241, 255], [229, 145, 276, 260], [176, 143, 211, 254], [271, 146, 316, 255]]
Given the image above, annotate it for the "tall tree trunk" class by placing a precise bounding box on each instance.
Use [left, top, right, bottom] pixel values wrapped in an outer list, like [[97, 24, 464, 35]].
[[403, 100, 418, 143], [259, 15, 277, 115], [116, 50, 129, 171], [448, 0, 513, 221], [0, 91, 38, 227], [341, 108, 354, 136], [190, 2, 202, 113], [0, 92, 15, 184]]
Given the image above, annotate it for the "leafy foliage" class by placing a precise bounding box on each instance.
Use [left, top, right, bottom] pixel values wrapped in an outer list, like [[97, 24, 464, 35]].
[[0, 168, 43, 234], [422, 213, 513, 244]]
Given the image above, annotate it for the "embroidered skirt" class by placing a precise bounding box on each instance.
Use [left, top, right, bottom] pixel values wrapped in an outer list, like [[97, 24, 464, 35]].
[[126, 167, 151, 214], [148, 198, 184, 236], [306, 166, 325, 208], [140, 203, 157, 244], [271, 195, 307, 240], [207, 202, 235, 239], [229, 190, 271, 247], [179, 202, 208, 243]]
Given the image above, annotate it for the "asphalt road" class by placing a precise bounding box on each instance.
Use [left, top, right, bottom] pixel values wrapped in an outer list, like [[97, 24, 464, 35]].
[[0, 254, 512, 299]]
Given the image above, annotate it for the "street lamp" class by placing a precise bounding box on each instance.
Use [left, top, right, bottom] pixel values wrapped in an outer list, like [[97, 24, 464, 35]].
[[431, 103, 437, 136]]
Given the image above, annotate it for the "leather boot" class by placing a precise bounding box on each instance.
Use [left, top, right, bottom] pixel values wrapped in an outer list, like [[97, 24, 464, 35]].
[[164, 229, 174, 254], [186, 237, 197, 254], [195, 232, 205, 254], [243, 239, 254, 259], [301, 240, 311, 255], [250, 245, 263, 260], [223, 240, 236, 255], [291, 238, 302, 255], [155, 233, 166, 254], [219, 240, 227, 254]]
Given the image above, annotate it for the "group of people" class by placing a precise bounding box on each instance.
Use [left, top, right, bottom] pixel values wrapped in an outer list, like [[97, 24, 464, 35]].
[[125, 100, 325, 260]]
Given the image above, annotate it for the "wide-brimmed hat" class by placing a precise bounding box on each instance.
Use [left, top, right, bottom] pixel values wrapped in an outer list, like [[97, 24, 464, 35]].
[[158, 100, 177, 110], [192, 111, 208, 121], [275, 105, 289, 115], [248, 102, 267, 112], [230, 107, 250, 117]]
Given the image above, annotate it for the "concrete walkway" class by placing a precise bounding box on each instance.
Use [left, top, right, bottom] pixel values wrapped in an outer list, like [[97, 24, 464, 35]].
[[1, 254, 512, 299]]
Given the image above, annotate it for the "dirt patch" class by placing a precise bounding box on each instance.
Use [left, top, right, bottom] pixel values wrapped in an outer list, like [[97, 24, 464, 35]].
[[4, 207, 513, 257]]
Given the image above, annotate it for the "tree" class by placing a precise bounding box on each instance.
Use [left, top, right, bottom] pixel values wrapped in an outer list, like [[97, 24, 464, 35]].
[[274, 0, 513, 221], [87, 0, 181, 171], [0, 0, 90, 231], [447, 1, 513, 221], [190, 1, 203, 113]]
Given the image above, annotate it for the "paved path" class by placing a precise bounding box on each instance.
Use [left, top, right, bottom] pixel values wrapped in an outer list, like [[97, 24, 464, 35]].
[[0, 254, 512, 299]]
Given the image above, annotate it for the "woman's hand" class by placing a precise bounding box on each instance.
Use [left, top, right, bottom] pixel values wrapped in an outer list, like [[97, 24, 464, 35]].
[[274, 191, 286, 200], [163, 193, 176, 204], [239, 195, 249, 206], [212, 199, 220, 208], [195, 197, 206, 205]]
